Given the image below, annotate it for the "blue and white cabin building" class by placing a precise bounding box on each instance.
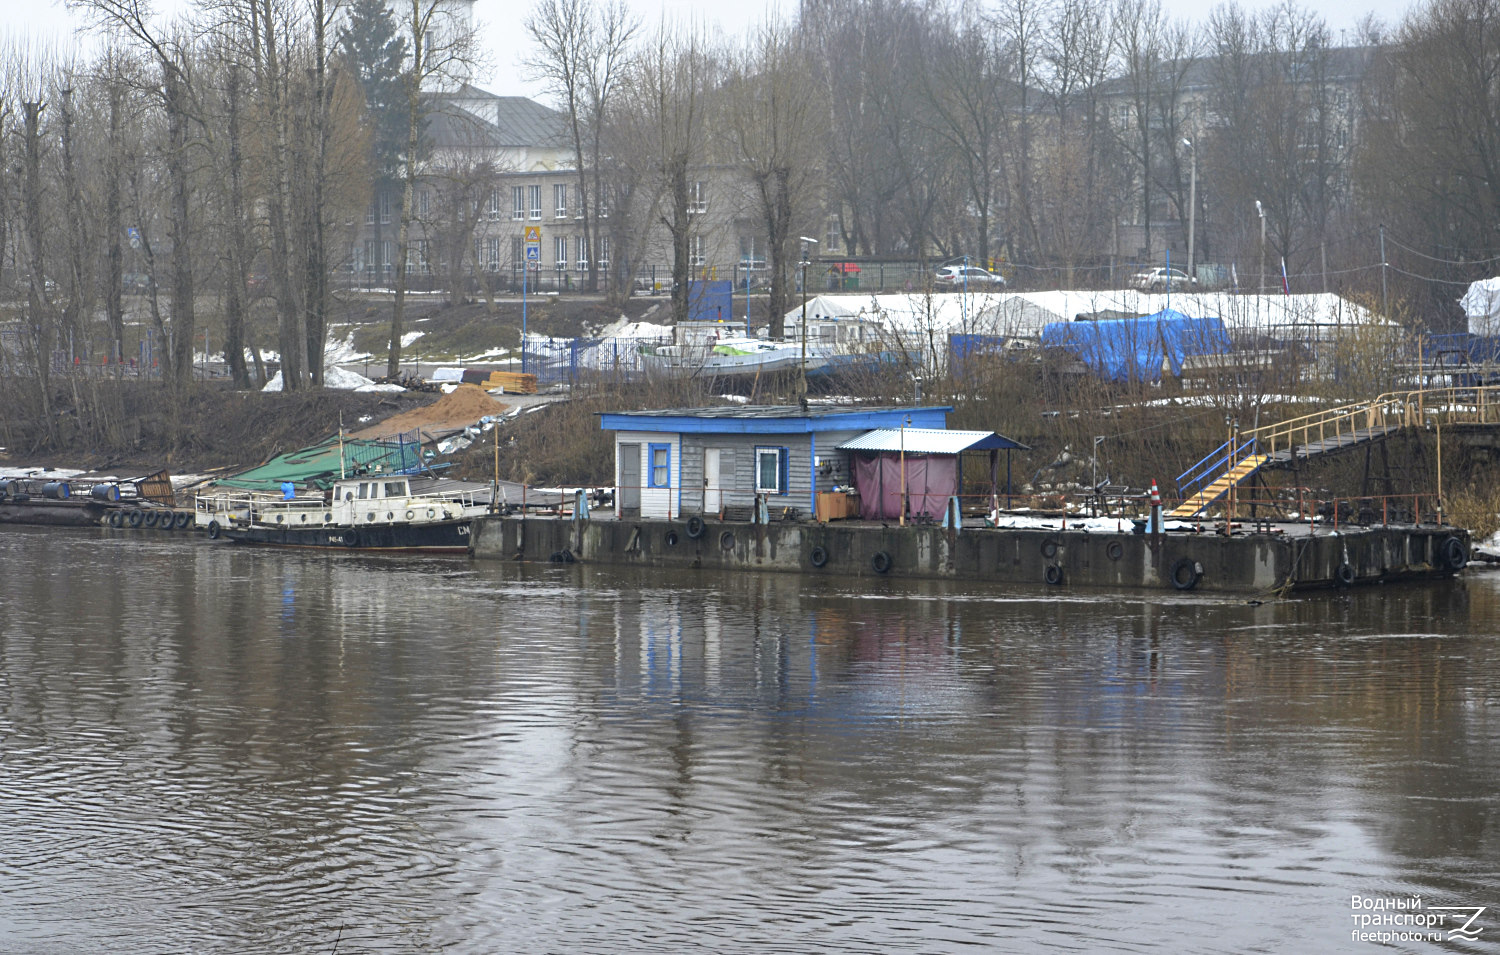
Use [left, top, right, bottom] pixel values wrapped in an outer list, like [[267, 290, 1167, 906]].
[[599, 405, 954, 520]]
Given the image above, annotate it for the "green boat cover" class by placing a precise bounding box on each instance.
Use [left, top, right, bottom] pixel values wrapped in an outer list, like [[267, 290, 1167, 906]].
[[211, 434, 426, 492]]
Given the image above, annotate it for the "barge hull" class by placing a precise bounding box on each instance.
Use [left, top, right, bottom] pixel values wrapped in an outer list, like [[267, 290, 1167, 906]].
[[221, 518, 474, 553], [469, 516, 1468, 593]]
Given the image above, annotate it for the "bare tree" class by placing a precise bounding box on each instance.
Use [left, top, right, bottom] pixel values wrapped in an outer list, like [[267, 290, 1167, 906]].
[[724, 21, 825, 339], [626, 24, 716, 325], [526, 0, 637, 294], [73, 0, 205, 389], [384, 0, 476, 378], [1110, 0, 1196, 265]]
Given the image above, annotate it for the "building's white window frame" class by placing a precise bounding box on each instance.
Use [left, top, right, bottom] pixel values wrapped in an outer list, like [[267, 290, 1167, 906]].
[[754, 446, 789, 495]]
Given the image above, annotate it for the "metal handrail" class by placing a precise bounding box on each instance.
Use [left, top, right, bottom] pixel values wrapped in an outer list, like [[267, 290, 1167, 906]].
[[1241, 384, 1500, 462]]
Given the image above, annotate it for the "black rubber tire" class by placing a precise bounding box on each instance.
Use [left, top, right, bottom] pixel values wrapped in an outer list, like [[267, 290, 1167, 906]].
[[207, 520, 221, 540], [1170, 557, 1203, 591], [1336, 562, 1356, 587], [871, 550, 892, 574], [127, 510, 144, 528], [1106, 540, 1125, 561], [686, 516, 705, 539], [1442, 536, 1468, 572], [810, 545, 829, 568], [107, 510, 124, 528], [1045, 564, 1064, 585], [174, 511, 192, 529], [143, 510, 159, 528]]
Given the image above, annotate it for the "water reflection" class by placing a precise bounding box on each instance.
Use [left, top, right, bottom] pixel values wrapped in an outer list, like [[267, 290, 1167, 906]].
[[0, 526, 1496, 952]]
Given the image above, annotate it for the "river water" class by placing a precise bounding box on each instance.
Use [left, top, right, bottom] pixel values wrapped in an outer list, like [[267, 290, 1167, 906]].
[[0, 525, 1496, 954]]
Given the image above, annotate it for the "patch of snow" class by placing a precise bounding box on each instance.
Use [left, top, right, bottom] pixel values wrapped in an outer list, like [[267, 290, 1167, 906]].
[[262, 365, 405, 393]]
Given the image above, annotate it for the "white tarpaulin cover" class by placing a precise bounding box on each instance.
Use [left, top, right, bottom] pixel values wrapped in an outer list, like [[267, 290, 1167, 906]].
[[1460, 278, 1500, 336]]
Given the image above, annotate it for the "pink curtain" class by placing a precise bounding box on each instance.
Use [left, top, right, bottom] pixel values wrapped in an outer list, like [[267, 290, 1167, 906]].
[[852, 454, 957, 520]]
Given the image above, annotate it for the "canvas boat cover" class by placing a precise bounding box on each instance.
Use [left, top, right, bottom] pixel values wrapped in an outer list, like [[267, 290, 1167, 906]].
[[211, 435, 427, 492]]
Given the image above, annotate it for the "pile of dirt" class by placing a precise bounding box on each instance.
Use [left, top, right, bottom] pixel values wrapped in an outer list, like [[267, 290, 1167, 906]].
[[350, 384, 506, 438]]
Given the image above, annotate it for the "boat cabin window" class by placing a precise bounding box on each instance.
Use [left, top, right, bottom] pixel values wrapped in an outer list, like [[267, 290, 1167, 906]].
[[357, 483, 370, 500], [384, 481, 407, 497]]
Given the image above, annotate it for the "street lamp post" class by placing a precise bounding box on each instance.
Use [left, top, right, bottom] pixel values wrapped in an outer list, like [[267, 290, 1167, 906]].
[[899, 414, 911, 527], [798, 236, 818, 396], [1255, 200, 1265, 294], [1182, 138, 1196, 287]]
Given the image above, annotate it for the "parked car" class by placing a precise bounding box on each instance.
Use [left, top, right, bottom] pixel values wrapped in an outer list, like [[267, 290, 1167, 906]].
[[1130, 267, 1195, 292], [934, 264, 1006, 289]]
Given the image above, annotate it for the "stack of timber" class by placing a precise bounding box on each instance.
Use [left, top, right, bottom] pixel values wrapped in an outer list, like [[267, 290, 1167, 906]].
[[460, 368, 537, 394]]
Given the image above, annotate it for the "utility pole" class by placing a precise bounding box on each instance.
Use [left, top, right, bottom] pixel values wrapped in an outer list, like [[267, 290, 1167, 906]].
[[1183, 138, 1196, 285]]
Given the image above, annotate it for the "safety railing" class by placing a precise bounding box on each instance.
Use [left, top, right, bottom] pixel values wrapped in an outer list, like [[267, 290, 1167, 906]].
[[1174, 435, 1261, 502], [1241, 384, 1500, 463]]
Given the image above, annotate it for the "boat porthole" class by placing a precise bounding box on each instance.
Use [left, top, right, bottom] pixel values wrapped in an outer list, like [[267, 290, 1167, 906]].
[[666, 530, 679, 547], [367, 512, 376, 522], [406, 510, 415, 521], [1045, 564, 1064, 585], [275, 514, 284, 523], [386, 512, 394, 522], [1041, 539, 1059, 559], [299, 514, 308, 522], [323, 513, 332, 523], [427, 508, 435, 519], [720, 530, 735, 550], [1106, 540, 1124, 561]]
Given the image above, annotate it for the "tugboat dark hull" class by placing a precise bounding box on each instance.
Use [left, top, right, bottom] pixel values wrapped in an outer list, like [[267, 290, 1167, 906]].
[[218, 518, 475, 553]]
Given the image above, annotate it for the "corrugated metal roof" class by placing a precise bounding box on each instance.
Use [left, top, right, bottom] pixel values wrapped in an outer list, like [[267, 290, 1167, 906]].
[[838, 429, 1029, 454]]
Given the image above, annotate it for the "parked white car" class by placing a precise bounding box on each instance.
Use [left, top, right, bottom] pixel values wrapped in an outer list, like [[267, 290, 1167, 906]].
[[1130, 267, 1195, 292], [934, 264, 1006, 289]]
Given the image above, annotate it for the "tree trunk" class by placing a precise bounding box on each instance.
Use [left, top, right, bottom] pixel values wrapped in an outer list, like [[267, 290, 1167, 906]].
[[21, 101, 54, 439], [164, 65, 197, 389], [104, 84, 126, 371], [223, 67, 252, 388]]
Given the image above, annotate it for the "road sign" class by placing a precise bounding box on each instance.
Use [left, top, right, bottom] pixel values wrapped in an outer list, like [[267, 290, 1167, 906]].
[[525, 246, 540, 261], [523, 226, 541, 244]]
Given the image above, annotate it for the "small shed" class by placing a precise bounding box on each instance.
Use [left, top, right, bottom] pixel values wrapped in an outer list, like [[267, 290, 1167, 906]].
[[599, 405, 953, 520], [837, 429, 1030, 520]]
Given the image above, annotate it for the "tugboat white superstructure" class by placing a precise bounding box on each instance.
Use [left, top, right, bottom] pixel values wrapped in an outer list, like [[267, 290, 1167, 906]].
[[196, 475, 489, 552]]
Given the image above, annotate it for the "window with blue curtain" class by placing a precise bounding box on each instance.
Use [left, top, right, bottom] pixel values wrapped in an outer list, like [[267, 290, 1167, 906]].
[[648, 443, 671, 488], [755, 446, 790, 495]]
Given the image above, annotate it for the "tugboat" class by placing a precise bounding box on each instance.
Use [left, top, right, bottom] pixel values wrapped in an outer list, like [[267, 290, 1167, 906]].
[[196, 474, 490, 553]]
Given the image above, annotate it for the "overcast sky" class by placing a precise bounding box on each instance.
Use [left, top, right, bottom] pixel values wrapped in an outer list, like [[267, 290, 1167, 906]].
[[0, 0, 1423, 101]]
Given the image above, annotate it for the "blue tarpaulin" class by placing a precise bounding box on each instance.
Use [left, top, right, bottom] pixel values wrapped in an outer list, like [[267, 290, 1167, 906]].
[[1040, 309, 1233, 382]]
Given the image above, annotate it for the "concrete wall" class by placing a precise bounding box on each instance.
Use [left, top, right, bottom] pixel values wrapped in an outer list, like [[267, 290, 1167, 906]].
[[469, 515, 1470, 594]]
